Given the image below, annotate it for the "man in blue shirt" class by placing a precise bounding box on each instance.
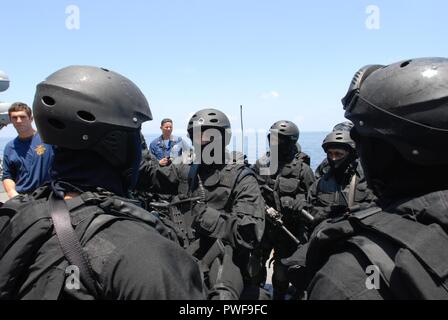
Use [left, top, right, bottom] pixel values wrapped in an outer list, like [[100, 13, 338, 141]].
[[149, 118, 187, 166], [2, 102, 54, 198]]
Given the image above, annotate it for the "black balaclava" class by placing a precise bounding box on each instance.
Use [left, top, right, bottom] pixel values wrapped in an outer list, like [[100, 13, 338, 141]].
[[51, 131, 142, 197], [356, 135, 448, 201], [326, 144, 356, 174], [269, 134, 297, 163]]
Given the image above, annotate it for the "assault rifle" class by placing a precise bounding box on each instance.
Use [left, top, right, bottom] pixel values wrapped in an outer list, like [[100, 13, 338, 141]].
[[265, 206, 301, 245], [261, 184, 314, 224], [148, 196, 203, 249]]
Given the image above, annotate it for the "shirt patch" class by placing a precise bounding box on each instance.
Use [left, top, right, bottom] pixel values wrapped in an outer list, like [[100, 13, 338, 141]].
[[35, 144, 46, 156]]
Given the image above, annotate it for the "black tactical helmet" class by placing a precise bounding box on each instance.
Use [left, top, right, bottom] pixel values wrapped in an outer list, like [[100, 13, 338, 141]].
[[322, 130, 356, 152], [268, 120, 299, 143], [342, 57, 448, 166], [33, 65, 152, 167], [187, 108, 231, 145], [0, 70, 9, 92], [332, 121, 354, 132]]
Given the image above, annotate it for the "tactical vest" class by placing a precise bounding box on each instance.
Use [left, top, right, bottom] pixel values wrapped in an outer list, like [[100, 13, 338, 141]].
[[304, 207, 448, 299], [254, 153, 311, 250], [257, 153, 307, 210], [181, 163, 251, 209], [169, 163, 255, 251], [164, 163, 257, 300], [0, 185, 176, 299], [313, 161, 373, 212]]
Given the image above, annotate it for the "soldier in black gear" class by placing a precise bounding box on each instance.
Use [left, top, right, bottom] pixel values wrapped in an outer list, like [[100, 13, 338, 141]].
[[0, 66, 206, 300], [314, 121, 354, 179], [131, 134, 175, 209], [285, 57, 448, 299], [308, 130, 376, 228], [137, 108, 266, 300], [250, 120, 315, 300]]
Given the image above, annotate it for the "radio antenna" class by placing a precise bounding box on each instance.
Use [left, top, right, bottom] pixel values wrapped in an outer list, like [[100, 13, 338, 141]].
[[240, 105, 244, 154]]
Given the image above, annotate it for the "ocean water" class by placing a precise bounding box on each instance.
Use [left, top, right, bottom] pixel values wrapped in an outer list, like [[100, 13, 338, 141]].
[[0, 132, 328, 171]]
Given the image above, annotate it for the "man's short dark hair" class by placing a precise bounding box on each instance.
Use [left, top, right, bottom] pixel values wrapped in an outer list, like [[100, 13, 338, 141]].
[[161, 118, 173, 126], [8, 102, 32, 118]]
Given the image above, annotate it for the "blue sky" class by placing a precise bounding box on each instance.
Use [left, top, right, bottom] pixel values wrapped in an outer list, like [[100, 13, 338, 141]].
[[1, 0, 447, 139]]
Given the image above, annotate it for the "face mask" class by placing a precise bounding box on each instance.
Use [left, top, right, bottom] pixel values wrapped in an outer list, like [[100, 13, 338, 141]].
[[327, 147, 354, 172], [328, 155, 349, 170], [269, 134, 297, 159]]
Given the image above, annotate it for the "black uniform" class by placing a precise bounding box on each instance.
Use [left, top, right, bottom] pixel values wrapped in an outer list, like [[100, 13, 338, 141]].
[[288, 190, 448, 300], [308, 159, 376, 227], [286, 58, 448, 300], [251, 150, 315, 299], [0, 65, 207, 300], [137, 152, 265, 299], [0, 186, 206, 299]]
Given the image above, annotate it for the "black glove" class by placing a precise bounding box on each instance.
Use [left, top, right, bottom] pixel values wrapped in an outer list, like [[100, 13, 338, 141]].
[[280, 196, 294, 211], [281, 196, 306, 212]]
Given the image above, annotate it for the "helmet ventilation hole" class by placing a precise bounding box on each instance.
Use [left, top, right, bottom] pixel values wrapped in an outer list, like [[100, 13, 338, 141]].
[[77, 111, 96, 122], [210, 118, 218, 123], [42, 96, 56, 106], [400, 60, 412, 68]]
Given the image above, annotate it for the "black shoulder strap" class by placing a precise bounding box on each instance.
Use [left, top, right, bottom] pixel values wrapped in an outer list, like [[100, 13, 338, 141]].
[[346, 234, 396, 288], [349, 209, 448, 291], [49, 194, 100, 298]]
